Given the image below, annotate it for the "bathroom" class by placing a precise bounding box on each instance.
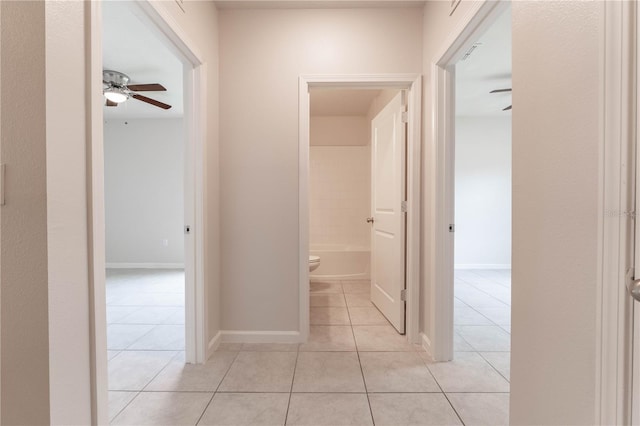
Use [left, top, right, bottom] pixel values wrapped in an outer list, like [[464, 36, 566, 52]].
[[308, 88, 401, 327]]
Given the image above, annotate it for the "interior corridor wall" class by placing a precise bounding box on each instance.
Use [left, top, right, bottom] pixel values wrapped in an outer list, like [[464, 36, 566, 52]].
[[104, 118, 185, 267], [423, 1, 603, 423], [454, 116, 511, 268], [219, 8, 423, 331], [39, 1, 220, 422]]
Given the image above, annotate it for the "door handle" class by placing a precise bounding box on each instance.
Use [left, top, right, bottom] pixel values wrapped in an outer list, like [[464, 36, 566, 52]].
[[366, 217, 375, 224], [630, 279, 640, 302]]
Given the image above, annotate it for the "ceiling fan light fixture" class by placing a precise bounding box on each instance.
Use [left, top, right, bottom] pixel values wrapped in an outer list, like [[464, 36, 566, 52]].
[[104, 88, 128, 104]]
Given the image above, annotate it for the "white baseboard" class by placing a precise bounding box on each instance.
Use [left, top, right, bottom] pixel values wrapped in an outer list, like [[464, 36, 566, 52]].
[[454, 264, 511, 270], [207, 331, 222, 360], [105, 263, 185, 269], [420, 332, 434, 360], [221, 330, 302, 343]]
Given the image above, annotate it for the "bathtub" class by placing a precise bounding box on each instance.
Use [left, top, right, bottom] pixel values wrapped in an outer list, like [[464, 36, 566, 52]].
[[310, 244, 370, 281]]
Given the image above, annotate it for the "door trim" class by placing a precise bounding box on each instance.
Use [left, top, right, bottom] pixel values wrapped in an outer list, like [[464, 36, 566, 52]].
[[88, 2, 207, 423], [298, 74, 422, 344], [598, 1, 637, 424], [430, 0, 509, 362]]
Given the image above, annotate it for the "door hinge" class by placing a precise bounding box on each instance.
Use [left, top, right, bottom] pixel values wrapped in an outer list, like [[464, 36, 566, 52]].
[[401, 200, 407, 212], [400, 289, 407, 301], [449, 224, 455, 232]]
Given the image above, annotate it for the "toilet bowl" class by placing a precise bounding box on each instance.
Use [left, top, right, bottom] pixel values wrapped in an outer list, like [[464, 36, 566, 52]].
[[309, 255, 321, 272]]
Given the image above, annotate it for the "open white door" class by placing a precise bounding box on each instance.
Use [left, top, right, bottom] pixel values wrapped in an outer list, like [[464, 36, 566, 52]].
[[370, 91, 406, 334]]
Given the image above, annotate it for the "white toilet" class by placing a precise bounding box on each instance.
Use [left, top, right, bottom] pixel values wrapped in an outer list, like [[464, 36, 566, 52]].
[[309, 255, 321, 272]]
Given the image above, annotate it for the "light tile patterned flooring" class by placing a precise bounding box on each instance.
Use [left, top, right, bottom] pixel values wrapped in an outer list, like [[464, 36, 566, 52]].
[[108, 269, 510, 425]]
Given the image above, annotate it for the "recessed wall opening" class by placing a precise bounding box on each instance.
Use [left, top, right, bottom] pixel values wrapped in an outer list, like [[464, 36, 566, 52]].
[[101, 1, 197, 420], [299, 75, 422, 348], [308, 88, 407, 340], [450, 3, 512, 416]]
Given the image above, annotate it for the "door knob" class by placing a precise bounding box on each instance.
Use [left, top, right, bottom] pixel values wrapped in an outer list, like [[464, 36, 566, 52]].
[[630, 279, 640, 302], [366, 217, 374, 223]]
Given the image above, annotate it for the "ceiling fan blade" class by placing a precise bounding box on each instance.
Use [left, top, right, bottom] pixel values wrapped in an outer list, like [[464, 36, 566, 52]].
[[132, 94, 172, 110], [503, 105, 512, 111], [105, 99, 118, 107], [127, 83, 166, 92], [490, 88, 512, 93]]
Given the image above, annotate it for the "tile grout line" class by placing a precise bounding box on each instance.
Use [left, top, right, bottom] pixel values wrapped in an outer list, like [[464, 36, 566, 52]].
[[195, 350, 241, 425], [283, 346, 301, 425], [109, 390, 141, 424], [343, 286, 376, 426]]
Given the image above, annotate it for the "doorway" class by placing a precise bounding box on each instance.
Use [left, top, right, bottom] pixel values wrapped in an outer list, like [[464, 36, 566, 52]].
[[89, 1, 207, 422], [452, 4, 511, 376], [298, 75, 422, 344]]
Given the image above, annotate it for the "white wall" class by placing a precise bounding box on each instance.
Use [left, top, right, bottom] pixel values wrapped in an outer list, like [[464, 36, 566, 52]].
[[510, 2, 601, 423], [310, 116, 367, 146], [104, 118, 184, 266], [309, 146, 370, 249], [1, 2, 51, 423], [219, 8, 423, 332], [454, 117, 511, 268]]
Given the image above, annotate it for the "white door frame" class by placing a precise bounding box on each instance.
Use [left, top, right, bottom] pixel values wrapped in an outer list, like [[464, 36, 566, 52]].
[[430, 0, 509, 362], [598, 1, 637, 424], [87, 1, 207, 423], [298, 74, 422, 344]]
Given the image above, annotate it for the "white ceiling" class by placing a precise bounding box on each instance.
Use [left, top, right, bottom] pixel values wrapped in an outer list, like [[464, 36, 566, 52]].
[[455, 6, 511, 117], [102, 1, 183, 120], [310, 89, 382, 116]]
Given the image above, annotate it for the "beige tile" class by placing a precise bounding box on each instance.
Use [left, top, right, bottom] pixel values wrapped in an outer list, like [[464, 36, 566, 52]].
[[109, 391, 137, 421], [342, 281, 370, 294], [115, 307, 183, 325], [310, 281, 343, 294], [242, 343, 299, 352], [107, 324, 155, 350], [310, 307, 351, 325], [107, 306, 141, 324], [293, 352, 365, 392], [348, 307, 389, 325], [219, 351, 297, 392], [454, 306, 493, 326], [447, 393, 509, 426], [352, 326, 414, 351], [427, 352, 510, 392], [108, 350, 121, 361], [199, 393, 289, 425], [369, 393, 462, 426], [145, 351, 237, 392], [299, 326, 356, 352], [217, 342, 243, 351], [359, 352, 440, 392], [344, 293, 374, 308], [286, 393, 372, 425], [108, 351, 177, 391], [111, 391, 212, 425], [310, 294, 346, 307], [454, 333, 475, 351], [480, 352, 511, 381], [128, 324, 185, 351], [455, 326, 510, 352]]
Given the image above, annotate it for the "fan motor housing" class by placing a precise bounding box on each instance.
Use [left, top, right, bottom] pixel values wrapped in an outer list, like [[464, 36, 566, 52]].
[[103, 70, 130, 87]]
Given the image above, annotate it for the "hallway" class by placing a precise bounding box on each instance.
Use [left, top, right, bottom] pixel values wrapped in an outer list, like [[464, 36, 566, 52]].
[[109, 272, 509, 425]]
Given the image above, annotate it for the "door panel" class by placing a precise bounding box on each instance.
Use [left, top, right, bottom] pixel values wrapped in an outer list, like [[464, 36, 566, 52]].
[[370, 92, 406, 333]]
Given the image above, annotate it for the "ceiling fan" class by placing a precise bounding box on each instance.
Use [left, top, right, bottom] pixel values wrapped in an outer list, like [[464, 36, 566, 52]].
[[490, 88, 512, 111], [103, 70, 172, 110]]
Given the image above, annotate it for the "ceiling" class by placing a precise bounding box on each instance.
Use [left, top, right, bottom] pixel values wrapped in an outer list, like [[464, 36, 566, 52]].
[[455, 6, 511, 117], [102, 1, 183, 120], [310, 89, 382, 116]]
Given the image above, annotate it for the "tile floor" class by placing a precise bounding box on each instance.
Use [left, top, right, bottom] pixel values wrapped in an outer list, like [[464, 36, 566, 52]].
[[108, 270, 511, 425]]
